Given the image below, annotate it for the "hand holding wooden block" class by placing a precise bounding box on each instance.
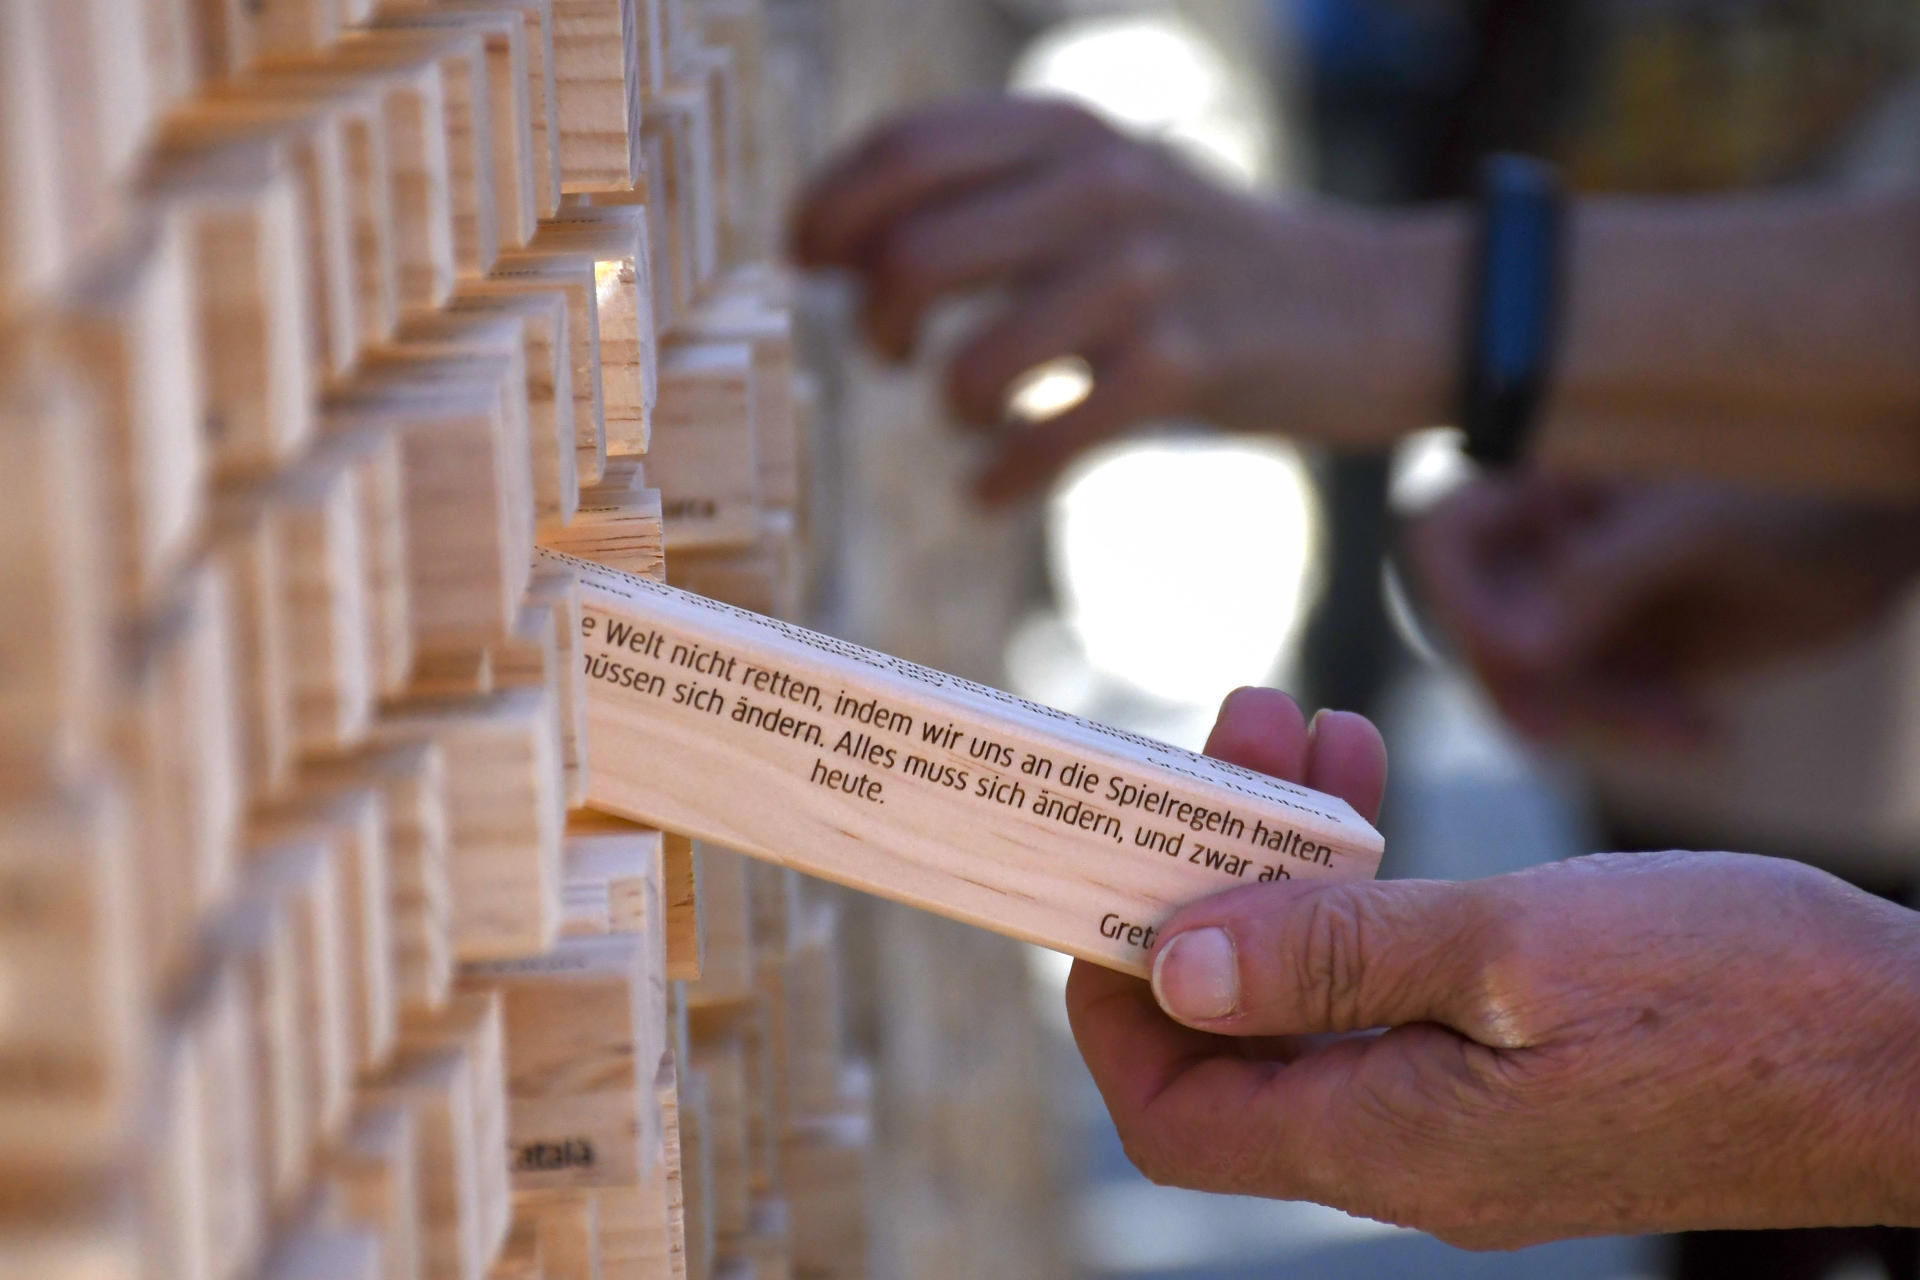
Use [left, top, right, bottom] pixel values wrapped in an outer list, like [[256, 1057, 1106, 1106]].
[[558, 552, 1384, 976]]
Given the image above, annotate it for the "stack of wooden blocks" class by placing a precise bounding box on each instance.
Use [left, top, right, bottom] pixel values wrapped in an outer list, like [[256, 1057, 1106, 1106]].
[[0, 0, 871, 1275]]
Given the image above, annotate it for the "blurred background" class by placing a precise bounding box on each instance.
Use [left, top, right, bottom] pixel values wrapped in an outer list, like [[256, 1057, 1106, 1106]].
[[775, 0, 1920, 1277]]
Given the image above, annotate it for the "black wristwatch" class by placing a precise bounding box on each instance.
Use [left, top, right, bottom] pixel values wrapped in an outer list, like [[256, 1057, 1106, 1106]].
[[1459, 154, 1567, 466]]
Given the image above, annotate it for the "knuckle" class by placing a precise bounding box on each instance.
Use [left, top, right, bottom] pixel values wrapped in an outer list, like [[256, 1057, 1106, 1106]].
[[1295, 888, 1373, 1029]]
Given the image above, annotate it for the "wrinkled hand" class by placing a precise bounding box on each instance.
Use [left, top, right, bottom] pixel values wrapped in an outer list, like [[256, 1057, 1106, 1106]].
[[791, 96, 1456, 502], [1067, 686, 1920, 1248], [1403, 473, 1920, 748]]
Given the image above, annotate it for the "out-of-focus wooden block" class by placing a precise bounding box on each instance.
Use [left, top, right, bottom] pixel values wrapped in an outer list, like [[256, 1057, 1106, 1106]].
[[118, 561, 244, 993], [512, 1190, 599, 1280], [650, 340, 757, 551], [0, 1, 70, 308], [676, 287, 798, 511], [689, 1027, 749, 1240], [459, 261, 604, 489], [662, 510, 801, 622], [318, 422, 417, 699], [661, 832, 703, 981], [419, 293, 579, 527], [58, 211, 207, 612], [550, 0, 651, 193], [0, 1190, 143, 1280], [399, 990, 514, 1277], [490, 1216, 545, 1280], [688, 845, 752, 1008], [376, 689, 564, 961], [273, 453, 377, 756], [307, 743, 455, 1017], [144, 136, 317, 478], [210, 492, 296, 809], [257, 780, 397, 1077], [561, 816, 658, 936], [779, 1067, 872, 1280], [0, 785, 139, 1175], [332, 1104, 425, 1280], [0, 325, 107, 792], [259, 1224, 384, 1280], [249, 830, 355, 1147], [377, 6, 540, 249]]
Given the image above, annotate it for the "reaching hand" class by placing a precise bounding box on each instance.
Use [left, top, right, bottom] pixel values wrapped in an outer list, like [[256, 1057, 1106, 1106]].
[[1066, 686, 1920, 1248], [791, 96, 1457, 502], [1404, 473, 1920, 749]]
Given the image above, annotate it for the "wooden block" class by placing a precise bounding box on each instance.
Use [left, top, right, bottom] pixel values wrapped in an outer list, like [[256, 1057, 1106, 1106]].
[[561, 817, 659, 935], [332, 1104, 426, 1280], [269, 454, 377, 756], [375, 689, 564, 962], [662, 512, 800, 622], [649, 341, 758, 551], [117, 561, 244, 989], [595, 1173, 675, 1279], [779, 1074, 870, 1280], [258, 780, 398, 1077], [143, 135, 317, 478], [662, 832, 703, 981], [675, 290, 797, 511], [678, 45, 744, 268], [201, 0, 339, 74], [399, 991, 515, 1273], [688, 1029, 749, 1239], [378, 6, 540, 249], [0, 784, 139, 1174], [512, 1190, 600, 1280], [319, 422, 417, 699], [463, 930, 665, 1191], [654, 80, 718, 287], [692, 1, 770, 259], [164, 93, 362, 381], [209, 886, 313, 1219], [491, 1217, 545, 1280], [0, 1190, 142, 1280], [459, 262, 605, 488], [328, 367, 530, 657], [382, 0, 562, 221], [554, 551, 1385, 977], [549, 0, 649, 192], [0, 325, 107, 791], [58, 211, 207, 611], [528, 566, 590, 806], [779, 904, 841, 1122], [0, 0, 70, 306], [676, 1058, 715, 1280], [720, 1198, 790, 1280], [499, 206, 654, 461], [307, 743, 455, 1016], [371, 1013, 495, 1280], [538, 489, 664, 580], [424, 293, 580, 527], [250, 830, 356, 1146], [687, 845, 751, 1008]]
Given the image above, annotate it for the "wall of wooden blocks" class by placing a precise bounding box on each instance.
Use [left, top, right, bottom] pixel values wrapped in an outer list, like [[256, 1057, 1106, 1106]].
[[0, 1, 875, 1277]]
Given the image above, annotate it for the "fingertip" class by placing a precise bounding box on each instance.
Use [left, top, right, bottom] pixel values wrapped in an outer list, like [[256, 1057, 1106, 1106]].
[[1303, 709, 1389, 824], [1204, 687, 1309, 782]]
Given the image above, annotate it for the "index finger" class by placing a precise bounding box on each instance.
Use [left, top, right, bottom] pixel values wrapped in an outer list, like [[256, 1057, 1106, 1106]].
[[789, 95, 1109, 266]]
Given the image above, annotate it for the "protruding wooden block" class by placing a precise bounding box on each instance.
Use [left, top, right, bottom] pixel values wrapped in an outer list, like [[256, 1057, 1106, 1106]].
[[0, 1, 71, 307], [272, 454, 377, 756], [649, 341, 758, 551], [780, 1068, 872, 1280], [675, 287, 798, 511], [663, 511, 801, 621], [556, 551, 1386, 977], [58, 212, 207, 611], [0, 784, 139, 1174], [399, 991, 514, 1275], [369, 1015, 490, 1280], [688, 845, 752, 1009], [491, 1216, 545, 1280], [332, 1105, 426, 1280], [249, 830, 355, 1147], [0, 1189, 143, 1280], [688, 1027, 749, 1239], [318, 422, 416, 699], [661, 832, 703, 981], [561, 816, 659, 936], [529, 567, 590, 805], [376, 689, 565, 961]]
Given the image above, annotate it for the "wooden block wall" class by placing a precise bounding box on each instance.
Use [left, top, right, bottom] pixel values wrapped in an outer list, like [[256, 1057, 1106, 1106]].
[[0, 0, 872, 1277]]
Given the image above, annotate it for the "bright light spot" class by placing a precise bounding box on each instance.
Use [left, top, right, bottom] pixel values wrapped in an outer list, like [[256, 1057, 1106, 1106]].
[[1010, 15, 1271, 187], [594, 259, 625, 305], [1389, 426, 1475, 514], [1049, 438, 1317, 705], [1007, 356, 1093, 424]]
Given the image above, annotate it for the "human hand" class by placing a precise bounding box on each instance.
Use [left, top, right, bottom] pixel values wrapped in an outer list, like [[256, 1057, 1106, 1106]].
[[790, 95, 1462, 502], [1404, 472, 1920, 749], [1067, 687, 1920, 1247]]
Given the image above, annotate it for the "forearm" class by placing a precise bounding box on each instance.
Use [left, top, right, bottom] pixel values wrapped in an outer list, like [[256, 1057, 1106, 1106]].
[[1375, 189, 1920, 495]]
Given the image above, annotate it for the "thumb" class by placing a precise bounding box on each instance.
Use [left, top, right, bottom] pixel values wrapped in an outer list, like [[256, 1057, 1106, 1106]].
[[1146, 878, 1518, 1044]]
